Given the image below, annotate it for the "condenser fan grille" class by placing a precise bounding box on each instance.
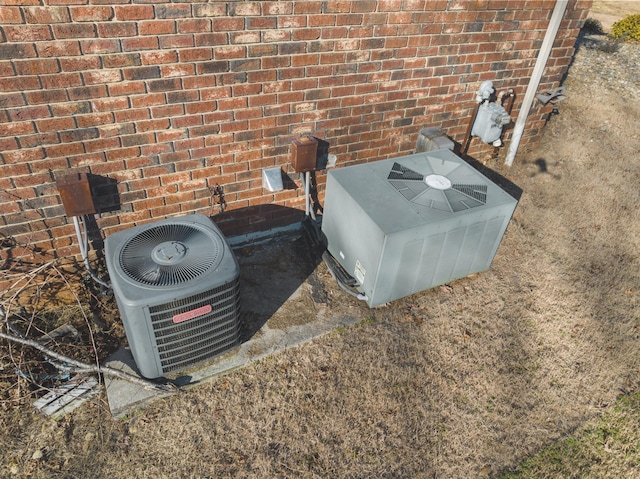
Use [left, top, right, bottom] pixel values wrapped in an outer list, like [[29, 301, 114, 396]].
[[119, 223, 224, 286], [387, 160, 488, 212]]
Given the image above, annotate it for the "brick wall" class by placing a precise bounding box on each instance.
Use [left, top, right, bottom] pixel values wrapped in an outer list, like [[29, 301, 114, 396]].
[[0, 0, 591, 277]]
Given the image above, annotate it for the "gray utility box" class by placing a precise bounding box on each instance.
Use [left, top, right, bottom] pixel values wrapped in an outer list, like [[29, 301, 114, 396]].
[[321, 149, 518, 307]]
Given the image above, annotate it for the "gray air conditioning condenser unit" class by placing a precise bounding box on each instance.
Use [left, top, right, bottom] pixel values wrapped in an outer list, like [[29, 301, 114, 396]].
[[321, 149, 518, 307], [104, 214, 241, 379]]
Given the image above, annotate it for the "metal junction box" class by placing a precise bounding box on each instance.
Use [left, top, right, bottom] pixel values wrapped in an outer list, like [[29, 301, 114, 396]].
[[321, 149, 518, 307]]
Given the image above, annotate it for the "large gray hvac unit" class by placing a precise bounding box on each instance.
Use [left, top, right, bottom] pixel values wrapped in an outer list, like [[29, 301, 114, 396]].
[[104, 214, 240, 379], [321, 149, 518, 307]]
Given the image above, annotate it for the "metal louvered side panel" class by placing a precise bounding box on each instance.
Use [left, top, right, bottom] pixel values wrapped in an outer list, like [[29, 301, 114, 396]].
[[148, 278, 241, 374]]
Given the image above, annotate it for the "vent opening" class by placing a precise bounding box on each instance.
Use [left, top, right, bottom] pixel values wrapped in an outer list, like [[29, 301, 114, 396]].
[[387, 159, 488, 212], [119, 223, 224, 287]]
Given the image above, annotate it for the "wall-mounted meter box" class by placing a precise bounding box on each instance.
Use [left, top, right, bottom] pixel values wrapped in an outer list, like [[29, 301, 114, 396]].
[[471, 102, 511, 145]]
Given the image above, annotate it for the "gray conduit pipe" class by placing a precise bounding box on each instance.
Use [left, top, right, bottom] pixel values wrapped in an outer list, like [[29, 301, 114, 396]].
[[505, 0, 568, 166], [73, 215, 111, 289]]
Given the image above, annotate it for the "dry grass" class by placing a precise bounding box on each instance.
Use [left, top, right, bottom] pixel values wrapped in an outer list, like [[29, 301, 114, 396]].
[[2, 22, 640, 479]]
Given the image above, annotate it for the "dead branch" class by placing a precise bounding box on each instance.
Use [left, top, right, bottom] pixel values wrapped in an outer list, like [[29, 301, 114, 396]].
[[0, 330, 178, 393]]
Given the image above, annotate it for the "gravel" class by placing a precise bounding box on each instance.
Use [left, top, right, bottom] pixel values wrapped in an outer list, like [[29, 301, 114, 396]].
[[570, 34, 640, 99]]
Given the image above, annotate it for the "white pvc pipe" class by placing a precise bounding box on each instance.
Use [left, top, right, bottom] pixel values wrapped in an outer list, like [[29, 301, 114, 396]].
[[304, 171, 310, 216], [72, 215, 87, 259], [505, 0, 568, 166]]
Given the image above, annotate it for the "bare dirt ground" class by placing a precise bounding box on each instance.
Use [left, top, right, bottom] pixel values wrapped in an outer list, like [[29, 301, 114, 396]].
[[589, 1, 640, 31], [2, 5, 640, 479]]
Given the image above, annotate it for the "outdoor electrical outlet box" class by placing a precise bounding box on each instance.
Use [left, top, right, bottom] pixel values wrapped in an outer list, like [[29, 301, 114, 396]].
[[262, 167, 284, 192], [291, 136, 318, 173], [56, 172, 96, 217]]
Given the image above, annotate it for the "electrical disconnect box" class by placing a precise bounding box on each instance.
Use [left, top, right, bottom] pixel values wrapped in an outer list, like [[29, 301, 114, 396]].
[[56, 172, 96, 217], [291, 136, 318, 173]]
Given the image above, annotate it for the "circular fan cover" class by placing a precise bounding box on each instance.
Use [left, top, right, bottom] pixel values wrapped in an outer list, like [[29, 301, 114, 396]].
[[119, 222, 223, 286]]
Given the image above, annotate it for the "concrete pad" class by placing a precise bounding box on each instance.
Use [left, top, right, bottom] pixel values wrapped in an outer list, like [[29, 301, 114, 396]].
[[104, 232, 364, 418]]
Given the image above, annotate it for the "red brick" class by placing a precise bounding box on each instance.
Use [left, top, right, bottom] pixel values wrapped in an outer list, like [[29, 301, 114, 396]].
[[83, 69, 123, 85], [52, 23, 96, 39], [12, 172, 52, 188], [36, 40, 82, 57], [0, 93, 26, 109], [230, 2, 261, 16], [80, 39, 120, 54], [0, 136, 19, 152], [132, 197, 165, 211], [151, 104, 185, 118], [86, 159, 126, 175], [212, 18, 245, 31], [60, 56, 101, 72], [248, 17, 276, 29], [3, 147, 45, 164], [131, 92, 164, 108], [7, 105, 51, 122], [97, 22, 137, 38], [167, 90, 200, 106], [114, 5, 154, 21], [41, 72, 83, 89], [116, 211, 152, 225], [247, 70, 277, 83], [136, 119, 170, 132], [14, 58, 59, 75], [44, 142, 85, 159], [194, 32, 228, 47], [213, 45, 246, 60], [160, 34, 194, 49], [177, 18, 212, 33], [121, 132, 155, 147], [231, 31, 261, 45], [291, 29, 319, 43], [122, 36, 159, 52], [155, 4, 191, 19], [0, 6, 22, 23], [109, 81, 146, 96], [139, 20, 176, 36], [160, 171, 192, 186], [19, 132, 60, 149], [103, 53, 142, 68], [24, 6, 70, 23], [0, 121, 36, 137], [150, 204, 181, 217], [70, 6, 114, 22], [75, 112, 114, 128], [178, 48, 212, 62], [68, 85, 108, 100], [2, 25, 51, 42]]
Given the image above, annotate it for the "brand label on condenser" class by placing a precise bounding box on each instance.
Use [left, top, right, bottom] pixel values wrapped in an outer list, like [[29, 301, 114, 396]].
[[172, 304, 212, 324], [354, 259, 366, 285]]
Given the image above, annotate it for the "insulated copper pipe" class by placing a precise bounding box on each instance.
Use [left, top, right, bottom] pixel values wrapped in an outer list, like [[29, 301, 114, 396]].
[[493, 89, 516, 157]]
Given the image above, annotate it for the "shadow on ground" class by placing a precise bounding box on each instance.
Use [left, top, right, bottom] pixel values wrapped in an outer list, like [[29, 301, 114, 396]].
[[103, 228, 369, 417]]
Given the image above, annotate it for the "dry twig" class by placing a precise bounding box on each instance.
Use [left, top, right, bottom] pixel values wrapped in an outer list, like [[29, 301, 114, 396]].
[[0, 329, 177, 393]]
